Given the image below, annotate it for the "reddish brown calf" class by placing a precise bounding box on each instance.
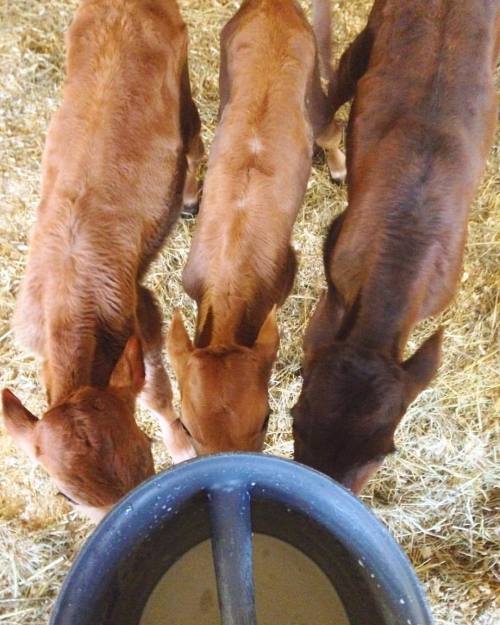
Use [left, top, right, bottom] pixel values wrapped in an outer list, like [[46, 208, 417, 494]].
[[168, 0, 345, 455], [293, 0, 499, 493], [2, 0, 203, 521]]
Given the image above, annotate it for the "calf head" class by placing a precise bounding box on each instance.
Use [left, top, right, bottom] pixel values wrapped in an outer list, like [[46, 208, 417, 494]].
[[2, 337, 154, 522], [167, 309, 279, 454], [292, 329, 442, 493]]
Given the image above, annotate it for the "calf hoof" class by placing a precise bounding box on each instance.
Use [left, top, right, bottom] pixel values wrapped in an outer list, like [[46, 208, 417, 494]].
[[181, 201, 199, 218], [327, 149, 347, 185], [329, 168, 347, 185]]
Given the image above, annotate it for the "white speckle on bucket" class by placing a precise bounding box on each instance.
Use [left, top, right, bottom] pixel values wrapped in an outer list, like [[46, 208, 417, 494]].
[[357, 559, 365, 568], [400, 598, 406, 605]]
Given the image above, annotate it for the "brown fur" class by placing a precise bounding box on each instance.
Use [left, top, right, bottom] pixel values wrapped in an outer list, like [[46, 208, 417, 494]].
[[2, 0, 203, 520], [293, 0, 499, 493], [168, 0, 344, 455]]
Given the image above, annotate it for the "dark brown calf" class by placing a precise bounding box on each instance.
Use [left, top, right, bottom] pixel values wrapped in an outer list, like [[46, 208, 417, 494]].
[[167, 0, 345, 455], [2, 0, 203, 521], [293, 0, 499, 493]]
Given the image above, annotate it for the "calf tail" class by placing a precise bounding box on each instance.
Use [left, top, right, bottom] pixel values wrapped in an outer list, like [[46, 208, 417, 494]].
[[312, 0, 334, 88]]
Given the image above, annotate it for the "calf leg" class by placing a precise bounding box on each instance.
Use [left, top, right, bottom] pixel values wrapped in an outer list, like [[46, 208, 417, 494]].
[[180, 63, 204, 217], [181, 132, 204, 217], [137, 286, 195, 463], [308, 62, 346, 183], [312, 25, 375, 182], [329, 26, 373, 111], [316, 117, 346, 183]]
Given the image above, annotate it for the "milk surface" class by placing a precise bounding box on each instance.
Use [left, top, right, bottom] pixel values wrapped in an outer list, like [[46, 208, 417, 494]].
[[140, 534, 350, 625]]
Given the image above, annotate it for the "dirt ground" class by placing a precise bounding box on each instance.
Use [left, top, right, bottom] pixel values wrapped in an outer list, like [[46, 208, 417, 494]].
[[0, 1, 498, 624]]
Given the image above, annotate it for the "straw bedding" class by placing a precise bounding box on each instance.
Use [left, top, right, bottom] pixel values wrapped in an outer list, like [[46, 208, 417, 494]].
[[0, 1, 498, 623]]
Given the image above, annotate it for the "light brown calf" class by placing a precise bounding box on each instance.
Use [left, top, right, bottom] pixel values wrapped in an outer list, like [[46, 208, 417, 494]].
[[167, 0, 344, 455], [2, 0, 203, 521]]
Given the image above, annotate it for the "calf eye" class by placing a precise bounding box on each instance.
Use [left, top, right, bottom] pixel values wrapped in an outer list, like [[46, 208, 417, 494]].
[[180, 421, 192, 437]]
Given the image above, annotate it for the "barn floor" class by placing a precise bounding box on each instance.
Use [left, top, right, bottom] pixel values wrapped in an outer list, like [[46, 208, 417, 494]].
[[0, 1, 498, 624]]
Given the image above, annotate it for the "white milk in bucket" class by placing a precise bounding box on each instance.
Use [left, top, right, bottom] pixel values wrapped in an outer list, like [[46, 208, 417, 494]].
[[140, 533, 350, 625]]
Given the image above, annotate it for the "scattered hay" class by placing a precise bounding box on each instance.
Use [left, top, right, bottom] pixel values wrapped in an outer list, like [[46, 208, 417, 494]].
[[0, 1, 498, 624]]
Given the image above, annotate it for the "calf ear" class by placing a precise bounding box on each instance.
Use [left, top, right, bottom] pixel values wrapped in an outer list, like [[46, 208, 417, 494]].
[[2, 389, 38, 457], [109, 336, 145, 393], [303, 289, 344, 372], [254, 307, 280, 368], [167, 310, 193, 377], [402, 328, 443, 402]]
